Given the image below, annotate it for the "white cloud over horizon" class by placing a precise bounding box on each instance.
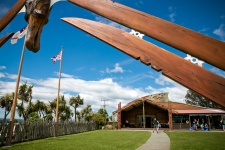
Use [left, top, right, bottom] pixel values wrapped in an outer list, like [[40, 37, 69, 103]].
[[0, 70, 188, 119]]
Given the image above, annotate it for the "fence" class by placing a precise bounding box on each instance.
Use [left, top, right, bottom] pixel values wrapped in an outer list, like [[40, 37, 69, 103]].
[[0, 121, 97, 146]]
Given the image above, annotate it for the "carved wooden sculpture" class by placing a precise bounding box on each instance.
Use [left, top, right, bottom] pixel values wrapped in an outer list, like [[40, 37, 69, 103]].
[[0, 33, 14, 47], [69, 0, 225, 71], [24, 0, 51, 52], [61, 18, 225, 108], [0, 0, 26, 47], [1, 0, 225, 108]]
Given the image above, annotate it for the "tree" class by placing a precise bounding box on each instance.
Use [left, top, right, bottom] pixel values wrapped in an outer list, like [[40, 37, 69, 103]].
[[184, 90, 224, 109], [49, 95, 73, 121], [80, 105, 93, 122], [17, 83, 34, 121], [34, 100, 47, 118], [97, 108, 109, 124], [0, 93, 14, 122], [69, 95, 84, 122]]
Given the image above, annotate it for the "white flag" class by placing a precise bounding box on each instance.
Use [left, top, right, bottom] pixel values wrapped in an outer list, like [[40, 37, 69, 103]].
[[11, 26, 28, 44]]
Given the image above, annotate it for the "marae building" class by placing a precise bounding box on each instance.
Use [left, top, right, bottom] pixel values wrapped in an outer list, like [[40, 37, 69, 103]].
[[112, 93, 225, 130]]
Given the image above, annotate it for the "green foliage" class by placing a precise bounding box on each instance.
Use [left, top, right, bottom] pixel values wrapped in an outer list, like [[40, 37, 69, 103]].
[[0, 93, 13, 122], [166, 132, 225, 150], [9, 130, 150, 150], [80, 105, 93, 122], [92, 112, 106, 128], [17, 82, 34, 121], [184, 90, 224, 109], [69, 94, 84, 122], [28, 112, 42, 122], [112, 122, 118, 129]]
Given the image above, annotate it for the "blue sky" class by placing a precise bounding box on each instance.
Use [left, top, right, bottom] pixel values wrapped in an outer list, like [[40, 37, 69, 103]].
[[0, 0, 225, 120]]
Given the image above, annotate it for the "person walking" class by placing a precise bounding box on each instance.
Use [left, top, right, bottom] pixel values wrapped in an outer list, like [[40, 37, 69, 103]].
[[221, 118, 225, 131], [153, 118, 159, 133]]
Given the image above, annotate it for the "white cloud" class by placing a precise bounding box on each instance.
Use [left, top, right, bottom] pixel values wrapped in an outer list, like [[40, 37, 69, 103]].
[[0, 72, 149, 118], [148, 74, 188, 103], [0, 66, 6, 70], [94, 15, 130, 32], [0, 73, 5, 78], [213, 24, 225, 41], [106, 63, 124, 73], [168, 6, 176, 22], [0, 72, 188, 119]]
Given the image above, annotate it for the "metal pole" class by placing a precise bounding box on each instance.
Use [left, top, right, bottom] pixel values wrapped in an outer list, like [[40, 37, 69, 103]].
[[7, 32, 27, 146]]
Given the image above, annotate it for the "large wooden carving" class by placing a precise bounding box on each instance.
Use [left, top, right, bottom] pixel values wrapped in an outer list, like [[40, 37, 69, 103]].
[[69, 0, 225, 71], [0, 0, 26, 32], [24, 0, 51, 52], [61, 18, 225, 107], [0, 0, 26, 46], [0, 33, 14, 47]]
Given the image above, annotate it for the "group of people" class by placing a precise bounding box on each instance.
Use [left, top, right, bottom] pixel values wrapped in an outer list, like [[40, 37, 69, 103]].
[[192, 119, 209, 131]]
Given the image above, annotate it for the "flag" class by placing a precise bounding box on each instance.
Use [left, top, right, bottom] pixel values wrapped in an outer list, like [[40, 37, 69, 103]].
[[51, 51, 62, 63], [11, 26, 28, 44]]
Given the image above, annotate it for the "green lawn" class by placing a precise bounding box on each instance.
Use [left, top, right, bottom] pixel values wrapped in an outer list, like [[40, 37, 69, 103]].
[[166, 131, 225, 150], [3, 130, 150, 150]]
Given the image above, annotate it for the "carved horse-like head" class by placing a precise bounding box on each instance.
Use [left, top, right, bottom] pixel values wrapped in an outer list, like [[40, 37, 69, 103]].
[[25, 0, 51, 53]]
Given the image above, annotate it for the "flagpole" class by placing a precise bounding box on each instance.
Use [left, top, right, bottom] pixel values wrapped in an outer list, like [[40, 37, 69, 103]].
[[55, 46, 63, 137], [7, 28, 27, 146]]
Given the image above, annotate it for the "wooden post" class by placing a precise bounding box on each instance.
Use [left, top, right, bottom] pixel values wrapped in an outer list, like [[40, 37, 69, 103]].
[[118, 102, 121, 129], [7, 33, 27, 146], [55, 46, 64, 137], [168, 101, 173, 130], [143, 101, 145, 128]]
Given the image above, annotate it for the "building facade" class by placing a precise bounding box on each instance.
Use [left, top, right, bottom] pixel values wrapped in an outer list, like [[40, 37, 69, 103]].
[[113, 93, 225, 130]]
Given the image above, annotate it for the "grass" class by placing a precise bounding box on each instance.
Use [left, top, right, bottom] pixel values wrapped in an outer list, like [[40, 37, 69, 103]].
[[166, 131, 225, 150], [2, 130, 150, 150]]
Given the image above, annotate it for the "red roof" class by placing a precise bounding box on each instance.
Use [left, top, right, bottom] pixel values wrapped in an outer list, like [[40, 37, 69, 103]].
[[174, 109, 225, 114], [113, 93, 225, 115]]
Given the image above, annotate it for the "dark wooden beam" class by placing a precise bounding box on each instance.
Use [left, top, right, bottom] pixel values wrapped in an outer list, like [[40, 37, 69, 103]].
[[61, 17, 225, 108], [0, 33, 14, 47], [69, 0, 225, 71], [0, 0, 26, 32]]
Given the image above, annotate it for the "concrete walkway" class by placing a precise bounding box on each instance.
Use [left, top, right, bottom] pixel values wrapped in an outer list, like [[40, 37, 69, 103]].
[[136, 130, 170, 150]]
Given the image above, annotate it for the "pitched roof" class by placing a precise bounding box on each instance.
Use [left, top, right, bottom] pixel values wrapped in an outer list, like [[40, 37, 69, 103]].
[[113, 93, 225, 115]]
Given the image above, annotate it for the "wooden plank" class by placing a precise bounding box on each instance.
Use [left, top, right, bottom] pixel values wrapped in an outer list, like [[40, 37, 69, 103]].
[[61, 17, 225, 107], [0, 33, 14, 47], [0, 0, 26, 32], [68, 0, 225, 71]]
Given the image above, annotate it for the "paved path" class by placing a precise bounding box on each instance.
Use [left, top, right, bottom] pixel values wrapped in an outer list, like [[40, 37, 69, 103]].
[[136, 130, 170, 150]]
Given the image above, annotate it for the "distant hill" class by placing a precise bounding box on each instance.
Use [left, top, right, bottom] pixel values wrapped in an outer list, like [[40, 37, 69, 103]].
[[0, 118, 24, 123]]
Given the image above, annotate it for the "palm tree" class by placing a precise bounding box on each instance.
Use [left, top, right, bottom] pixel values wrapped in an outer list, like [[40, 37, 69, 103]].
[[34, 100, 47, 118], [80, 105, 92, 122], [69, 95, 84, 122], [0, 93, 13, 122], [17, 83, 34, 121]]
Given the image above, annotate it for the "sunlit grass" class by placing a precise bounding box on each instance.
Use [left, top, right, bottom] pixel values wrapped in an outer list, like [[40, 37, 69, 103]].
[[4, 130, 150, 150], [166, 131, 225, 150]]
